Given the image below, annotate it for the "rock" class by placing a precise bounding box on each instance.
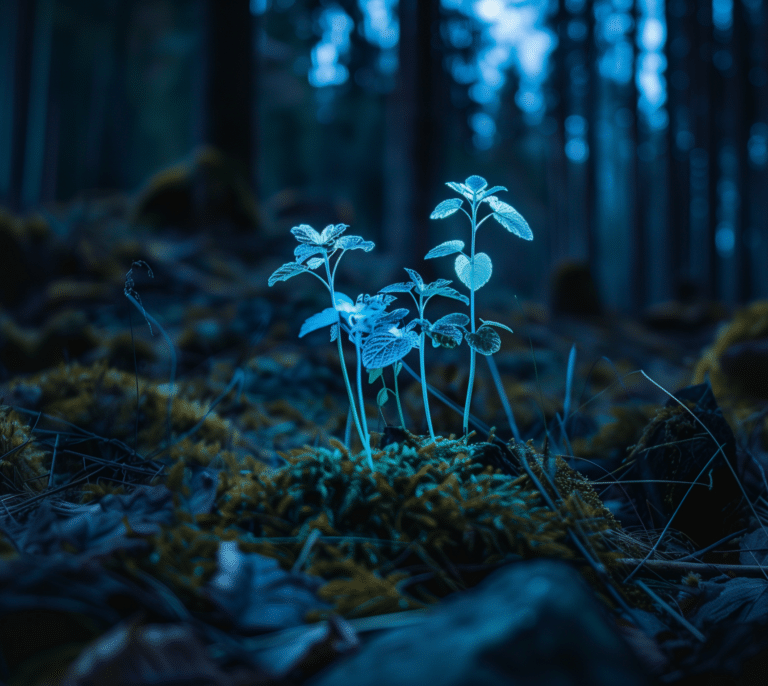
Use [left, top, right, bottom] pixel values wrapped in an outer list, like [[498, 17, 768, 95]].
[[307, 558, 657, 686]]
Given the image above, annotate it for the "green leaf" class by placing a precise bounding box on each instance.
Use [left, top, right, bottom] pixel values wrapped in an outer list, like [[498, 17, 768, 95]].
[[306, 257, 324, 269], [430, 198, 463, 219], [479, 318, 513, 334], [454, 253, 492, 291], [485, 197, 533, 241], [465, 326, 501, 355], [424, 240, 465, 259], [394, 361, 403, 376], [377, 387, 389, 407], [369, 368, 383, 384], [268, 261, 309, 286]]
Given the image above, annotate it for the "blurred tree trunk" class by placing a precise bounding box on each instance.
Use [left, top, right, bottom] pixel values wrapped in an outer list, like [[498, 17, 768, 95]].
[[665, 0, 692, 301], [629, 0, 645, 313], [382, 0, 445, 284], [547, 0, 569, 264], [751, 0, 768, 298], [731, 0, 751, 304], [3, 0, 36, 211], [200, 0, 256, 191]]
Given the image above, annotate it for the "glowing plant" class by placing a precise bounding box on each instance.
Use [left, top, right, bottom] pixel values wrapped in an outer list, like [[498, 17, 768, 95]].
[[427, 174, 533, 436], [268, 174, 533, 465], [370, 268, 469, 443], [268, 223, 380, 469]]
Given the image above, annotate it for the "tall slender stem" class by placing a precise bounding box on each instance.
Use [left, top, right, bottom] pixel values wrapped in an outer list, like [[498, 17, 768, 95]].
[[463, 200, 478, 437], [355, 331, 373, 467], [324, 255, 372, 469], [393, 363, 405, 428], [420, 330, 436, 442]]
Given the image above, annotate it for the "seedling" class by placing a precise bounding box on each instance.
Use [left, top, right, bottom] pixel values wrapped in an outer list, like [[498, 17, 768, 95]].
[[427, 174, 533, 436], [268, 223, 380, 469]]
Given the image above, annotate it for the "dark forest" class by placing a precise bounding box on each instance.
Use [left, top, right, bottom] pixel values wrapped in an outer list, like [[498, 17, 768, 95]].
[[2, 1, 768, 685]]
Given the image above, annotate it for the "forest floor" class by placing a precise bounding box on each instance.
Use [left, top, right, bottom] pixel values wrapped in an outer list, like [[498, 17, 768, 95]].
[[1, 184, 768, 685]]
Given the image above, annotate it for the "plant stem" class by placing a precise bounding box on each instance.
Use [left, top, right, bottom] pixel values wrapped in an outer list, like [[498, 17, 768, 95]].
[[419, 330, 436, 442], [393, 363, 405, 428], [463, 200, 478, 437], [355, 331, 374, 469], [324, 254, 371, 469]]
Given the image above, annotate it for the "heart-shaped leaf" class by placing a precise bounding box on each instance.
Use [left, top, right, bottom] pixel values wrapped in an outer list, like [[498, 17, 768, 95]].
[[465, 326, 501, 355], [430, 199, 463, 219], [425, 240, 465, 260], [454, 252, 492, 291], [485, 197, 533, 241], [464, 175, 487, 192]]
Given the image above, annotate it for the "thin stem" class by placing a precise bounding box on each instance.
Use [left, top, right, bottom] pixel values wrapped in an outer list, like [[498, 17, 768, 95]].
[[393, 363, 406, 428], [355, 331, 373, 468], [324, 254, 370, 469], [463, 201, 478, 437], [419, 331, 436, 442]]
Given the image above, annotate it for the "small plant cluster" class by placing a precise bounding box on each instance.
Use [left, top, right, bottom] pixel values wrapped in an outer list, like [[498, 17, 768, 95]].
[[268, 174, 533, 471]]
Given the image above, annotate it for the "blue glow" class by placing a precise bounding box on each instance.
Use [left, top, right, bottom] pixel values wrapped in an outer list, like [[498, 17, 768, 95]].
[[749, 123, 768, 167], [713, 0, 733, 31], [715, 224, 735, 255], [565, 138, 589, 162], [358, 0, 399, 49], [308, 5, 354, 88]]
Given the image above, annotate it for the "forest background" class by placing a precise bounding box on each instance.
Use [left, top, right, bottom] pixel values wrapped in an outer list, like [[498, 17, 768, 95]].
[[1, 0, 767, 315]]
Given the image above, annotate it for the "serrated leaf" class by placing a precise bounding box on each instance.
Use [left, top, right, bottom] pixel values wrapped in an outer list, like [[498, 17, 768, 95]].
[[485, 197, 533, 240], [465, 326, 501, 355], [368, 368, 383, 384], [424, 240, 465, 260], [433, 312, 470, 328], [379, 282, 414, 294], [299, 307, 339, 338], [268, 262, 309, 286], [290, 224, 322, 244], [306, 257, 324, 269], [319, 223, 347, 243], [404, 268, 424, 291], [429, 287, 469, 305], [479, 318, 513, 334], [362, 332, 417, 369], [429, 198, 463, 219], [376, 387, 389, 407], [454, 252, 492, 291], [464, 175, 487, 192], [294, 244, 325, 264], [336, 235, 375, 251], [479, 185, 507, 200], [446, 181, 474, 201]]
